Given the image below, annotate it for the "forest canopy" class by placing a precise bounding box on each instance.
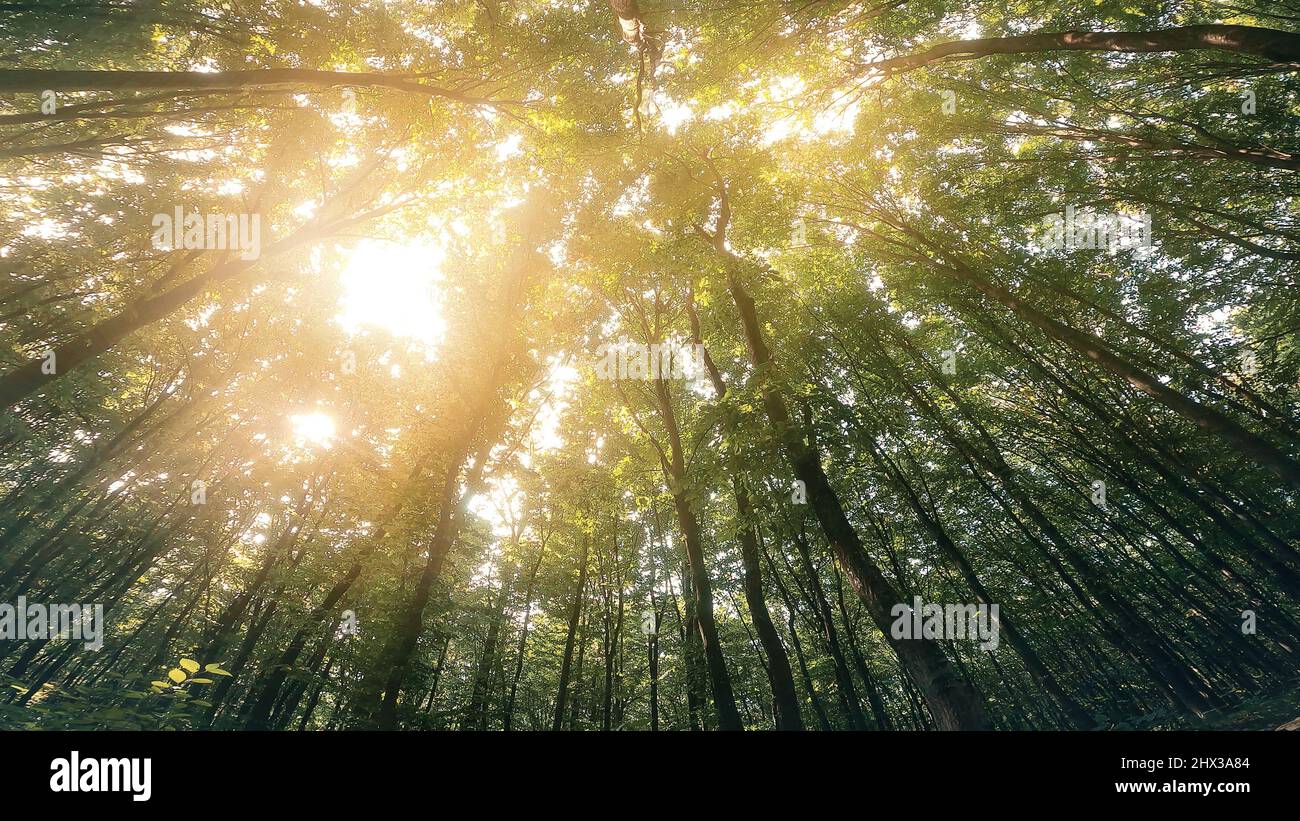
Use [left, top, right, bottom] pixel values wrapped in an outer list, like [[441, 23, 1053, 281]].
[[0, 0, 1297, 732]]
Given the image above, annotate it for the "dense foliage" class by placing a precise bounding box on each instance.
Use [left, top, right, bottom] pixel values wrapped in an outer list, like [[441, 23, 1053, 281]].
[[0, 0, 1297, 730]]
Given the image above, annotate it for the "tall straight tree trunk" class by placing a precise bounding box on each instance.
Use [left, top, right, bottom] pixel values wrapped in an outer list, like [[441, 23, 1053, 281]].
[[790, 528, 869, 730], [676, 567, 707, 730], [465, 566, 514, 730], [832, 566, 893, 730], [762, 536, 834, 730], [688, 294, 803, 729], [553, 536, 589, 730], [241, 444, 444, 729], [504, 542, 545, 732], [705, 234, 988, 729], [832, 344, 1096, 728], [362, 435, 482, 728], [569, 613, 590, 729], [647, 597, 662, 731], [645, 372, 743, 730]]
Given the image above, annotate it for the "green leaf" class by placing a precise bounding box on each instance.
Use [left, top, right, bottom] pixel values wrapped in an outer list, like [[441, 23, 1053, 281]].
[[179, 658, 200, 673], [150, 680, 170, 688], [189, 678, 214, 684], [204, 664, 232, 676]]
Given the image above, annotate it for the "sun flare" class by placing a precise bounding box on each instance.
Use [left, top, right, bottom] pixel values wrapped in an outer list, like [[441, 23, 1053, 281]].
[[336, 239, 448, 349], [290, 411, 336, 449]]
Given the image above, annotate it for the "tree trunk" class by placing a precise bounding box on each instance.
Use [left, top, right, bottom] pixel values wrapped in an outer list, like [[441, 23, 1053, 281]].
[[713, 248, 988, 730], [553, 536, 589, 730], [866, 25, 1300, 77]]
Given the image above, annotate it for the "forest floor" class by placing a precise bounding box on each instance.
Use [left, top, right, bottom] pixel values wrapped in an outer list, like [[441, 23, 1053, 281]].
[[1147, 679, 1300, 731]]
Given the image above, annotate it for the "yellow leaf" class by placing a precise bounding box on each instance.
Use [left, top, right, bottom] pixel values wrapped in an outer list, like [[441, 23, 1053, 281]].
[[150, 680, 169, 688], [167, 668, 186, 684], [180, 658, 200, 673], [204, 664, 233, 676]]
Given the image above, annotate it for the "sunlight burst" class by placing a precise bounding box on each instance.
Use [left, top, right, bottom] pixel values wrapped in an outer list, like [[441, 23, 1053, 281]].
[[290, 412, 336, 449], [336, 239, 448, 348]]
